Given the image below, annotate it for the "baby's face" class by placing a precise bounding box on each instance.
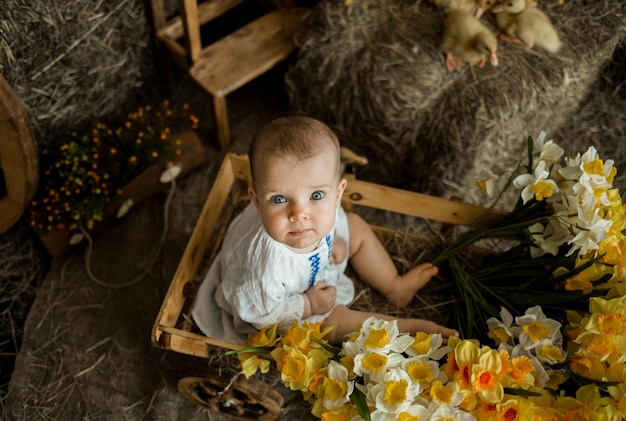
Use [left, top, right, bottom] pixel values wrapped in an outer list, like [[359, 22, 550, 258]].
[[249, 148, 346, 253]]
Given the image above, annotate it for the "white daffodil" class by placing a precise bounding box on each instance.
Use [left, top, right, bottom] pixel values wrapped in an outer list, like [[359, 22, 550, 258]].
[[404, 332, 451, 361], [559, 152, 583, 182], [524, 132, 563, 168], [567, 209, 613, 256], [475, 169, 500, 197], [428, 399, 477, 421], [527, 221, 568, 257], [322, 360, 354, 410], [534, 339, 567, 365], [534, 132, 564, 165], [370, 402, 430, 421], [353, 351, 391, 379], [354, 317, 413, 354], [570, 147, 613, 202], [486, 306, 520, 344], [368, 367, 416, 414], [514, 306, 562, 350], [401, 355, 443, 394], [513, 160, 559, 204]]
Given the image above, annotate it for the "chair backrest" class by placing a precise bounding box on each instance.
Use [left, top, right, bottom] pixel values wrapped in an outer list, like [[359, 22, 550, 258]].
[[148, 0, 293, 71]]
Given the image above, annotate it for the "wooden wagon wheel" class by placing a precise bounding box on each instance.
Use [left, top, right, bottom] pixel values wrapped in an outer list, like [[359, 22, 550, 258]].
[[177, 373, 284, 420], [0, 74, 39, 234]]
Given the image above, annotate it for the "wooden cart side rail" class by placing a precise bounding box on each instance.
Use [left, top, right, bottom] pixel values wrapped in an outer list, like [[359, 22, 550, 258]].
[[152, 154, 239, 345], [228, 153, 253, 183], [155, 325, 245, 358], [342, 175, 504, 227]]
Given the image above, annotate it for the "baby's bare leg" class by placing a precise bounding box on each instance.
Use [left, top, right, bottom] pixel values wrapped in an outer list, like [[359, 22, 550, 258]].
[[323, 305, 459, 345], [347, 213, 438, 307]]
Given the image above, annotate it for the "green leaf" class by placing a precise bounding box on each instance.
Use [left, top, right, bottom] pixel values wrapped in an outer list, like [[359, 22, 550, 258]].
[[569, 372, 621, 388], [224, 345, 275, 356], [526, 135, 534, 172], [351, 387, 371, 421], [503, 387, 542, 397], [311, 336, 342, 355]]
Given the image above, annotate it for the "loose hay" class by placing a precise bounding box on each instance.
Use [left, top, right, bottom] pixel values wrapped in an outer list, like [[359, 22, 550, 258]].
[[0, 0, 157, 145], [286, 0, 626, 204]]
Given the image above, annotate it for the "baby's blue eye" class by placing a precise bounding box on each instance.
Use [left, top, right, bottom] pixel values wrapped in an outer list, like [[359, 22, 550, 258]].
[[272, 195, 287, 204], [310, 191, 324, 200]]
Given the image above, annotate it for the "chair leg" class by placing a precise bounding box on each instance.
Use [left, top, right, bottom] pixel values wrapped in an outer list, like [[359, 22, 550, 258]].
[[212, 94, 230, 150]]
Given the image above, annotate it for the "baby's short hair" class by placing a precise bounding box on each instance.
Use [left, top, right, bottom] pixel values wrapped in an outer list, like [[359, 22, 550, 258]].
[[249, 113, 341, 181]]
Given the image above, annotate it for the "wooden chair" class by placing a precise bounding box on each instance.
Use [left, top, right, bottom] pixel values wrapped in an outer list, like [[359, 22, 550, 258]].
[[147, 0, 310, 150]]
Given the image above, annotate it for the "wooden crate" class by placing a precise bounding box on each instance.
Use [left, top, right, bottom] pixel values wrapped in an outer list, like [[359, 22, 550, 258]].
[[151, 153, 502, 358]]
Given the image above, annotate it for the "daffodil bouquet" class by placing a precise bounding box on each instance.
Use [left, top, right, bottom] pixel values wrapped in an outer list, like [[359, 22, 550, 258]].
[[229, 300, 626, 420], [431, 132, 626, 342]]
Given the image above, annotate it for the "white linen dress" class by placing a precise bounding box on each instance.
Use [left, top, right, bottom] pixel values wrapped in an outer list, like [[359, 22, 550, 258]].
[[191, 202, 354, 343]]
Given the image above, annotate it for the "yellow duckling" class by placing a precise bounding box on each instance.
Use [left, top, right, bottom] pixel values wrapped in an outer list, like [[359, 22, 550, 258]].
[[492, 0, 562, 52], [476, 0, 499, 16], [440, 8, 499, 71], [433, 0, 483, 16]]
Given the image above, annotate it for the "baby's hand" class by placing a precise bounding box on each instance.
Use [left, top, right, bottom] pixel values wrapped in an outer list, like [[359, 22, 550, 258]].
[[330, 237, 347, 265], [305, 281, 337, 315]]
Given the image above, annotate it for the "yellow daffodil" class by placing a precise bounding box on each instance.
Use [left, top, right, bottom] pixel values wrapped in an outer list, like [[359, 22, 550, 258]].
[[318, 404, 358, 421], [471, 349, 504, 404], [569, 350, 606, 380], [507, 355, 535, 388], [248, 324, 280, 347], [495, 397, 534, 421], [452, 340, 482, 393], [240, 354, 270, 378], [607, 383, 626, 419]]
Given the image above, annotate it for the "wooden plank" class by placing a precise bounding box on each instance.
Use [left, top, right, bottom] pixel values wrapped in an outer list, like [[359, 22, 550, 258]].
[[342, 175, 504, 227], [162, 0, 246, 41], [229, 153, 252, 181], [179, 0, 202, 62], [156, 326, 245, 357], [148, 0, 167, 31], [152, 152, 236, 346], [156, 32, 190, 70], [191, 7, 309, 96]]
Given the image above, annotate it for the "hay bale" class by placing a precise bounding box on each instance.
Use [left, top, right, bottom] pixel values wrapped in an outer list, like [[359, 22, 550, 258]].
[[0, 0, 157, 145], [286, 0, 626, 204]]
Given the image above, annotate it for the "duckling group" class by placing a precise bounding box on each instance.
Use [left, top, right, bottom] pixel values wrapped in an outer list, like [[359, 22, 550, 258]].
[[435, 0, 561, 72]]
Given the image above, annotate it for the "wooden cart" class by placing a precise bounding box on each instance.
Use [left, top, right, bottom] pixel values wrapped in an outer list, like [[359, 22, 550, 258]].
[[151, 153, 501, 419]]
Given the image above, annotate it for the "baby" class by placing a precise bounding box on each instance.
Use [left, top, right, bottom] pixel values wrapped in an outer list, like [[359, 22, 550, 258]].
[[191, 114, 459, 345]]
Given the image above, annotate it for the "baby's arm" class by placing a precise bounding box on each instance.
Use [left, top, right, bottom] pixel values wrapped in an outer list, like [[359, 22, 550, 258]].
[[330, 236, 347, 265], [302, 281, 337, 318]]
